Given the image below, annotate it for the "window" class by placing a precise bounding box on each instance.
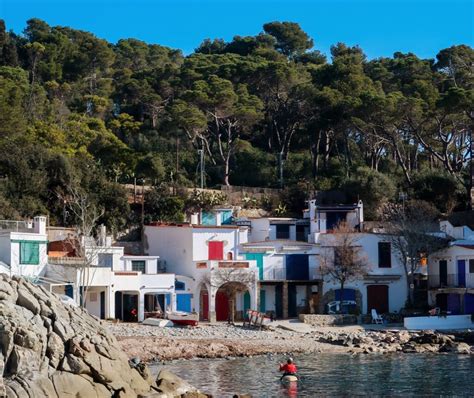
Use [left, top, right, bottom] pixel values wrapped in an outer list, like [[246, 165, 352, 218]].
[[132, 260, 146, 273], [175, 280, 185, 290], [20, 242, 40, 265], [276, 224, 290, 239], [296, 225, 306, 242], [469, 259, 474, 273], [378, 242, 392, 268], [98, 253, 113, 267]]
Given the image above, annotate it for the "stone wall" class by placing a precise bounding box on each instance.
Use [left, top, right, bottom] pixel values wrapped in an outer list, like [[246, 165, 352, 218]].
[[299, 314, 358, 326]]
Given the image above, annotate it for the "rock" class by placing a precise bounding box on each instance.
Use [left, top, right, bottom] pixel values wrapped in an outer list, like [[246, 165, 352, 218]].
[[454, 342, 471, 354], [0, 275, 161, 397], [155, 369, 199, 396]]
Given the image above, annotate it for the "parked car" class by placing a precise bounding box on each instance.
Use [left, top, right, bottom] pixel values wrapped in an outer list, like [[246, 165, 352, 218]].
[[326, 300, 357, 314]]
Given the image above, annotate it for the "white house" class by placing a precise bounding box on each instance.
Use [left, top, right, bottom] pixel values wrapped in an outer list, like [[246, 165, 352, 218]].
[[318, 232, 408, 315], [428, 221, 474, 315], [47, 235, 175, 322], [0, 216, 48, 278], [144, 223, 259, 322]]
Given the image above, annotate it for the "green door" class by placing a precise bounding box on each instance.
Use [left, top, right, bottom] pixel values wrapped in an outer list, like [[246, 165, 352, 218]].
[[243, 291, 251, 317], [260, 290, 266, 313], [244, 253, 264, 280]]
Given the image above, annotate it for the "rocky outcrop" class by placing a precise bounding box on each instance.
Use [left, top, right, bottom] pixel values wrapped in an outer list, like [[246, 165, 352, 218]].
[[316, 329, 474, 355], [0, 274, 207, 398]]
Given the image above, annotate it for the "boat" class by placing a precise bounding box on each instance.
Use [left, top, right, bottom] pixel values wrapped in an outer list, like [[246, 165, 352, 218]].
[[281, 375, 298, 383], [166, 311, 199, 326]]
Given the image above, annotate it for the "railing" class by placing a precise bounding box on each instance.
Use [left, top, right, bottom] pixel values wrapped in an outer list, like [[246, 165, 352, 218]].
[[428, 273, 474, 289], [48, 256, 85, 265], [0, 220, 32, 232], [263, 267, 286, 280]]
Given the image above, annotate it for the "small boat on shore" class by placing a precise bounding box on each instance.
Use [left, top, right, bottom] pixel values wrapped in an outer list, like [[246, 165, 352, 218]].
[[167, 311, 199, 326]]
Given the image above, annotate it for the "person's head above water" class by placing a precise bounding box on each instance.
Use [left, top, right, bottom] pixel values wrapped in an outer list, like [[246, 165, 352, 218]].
[[287, 358, 293, 364]]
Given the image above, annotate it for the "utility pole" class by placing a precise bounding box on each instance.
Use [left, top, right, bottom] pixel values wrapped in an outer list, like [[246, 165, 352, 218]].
[[198, 149, 204, 189], [141, 178, 145, 227]]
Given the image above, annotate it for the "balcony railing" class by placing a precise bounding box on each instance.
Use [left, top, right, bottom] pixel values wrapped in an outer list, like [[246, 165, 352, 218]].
[[263, 267, 286, 280], [0, 220, 32, 232], [428, 273, 474, 289]]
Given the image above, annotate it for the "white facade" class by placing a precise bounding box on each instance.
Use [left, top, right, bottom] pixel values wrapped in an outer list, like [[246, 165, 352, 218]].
[[144, 224, 259, 322], [47, 237, 174, 322], [318, 233, 407, 314], [0, 216, 48, 278]]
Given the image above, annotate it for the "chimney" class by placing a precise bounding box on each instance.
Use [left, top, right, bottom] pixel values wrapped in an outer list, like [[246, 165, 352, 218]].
[[33, 216, 47, 235], [99, 224, 106, 246]]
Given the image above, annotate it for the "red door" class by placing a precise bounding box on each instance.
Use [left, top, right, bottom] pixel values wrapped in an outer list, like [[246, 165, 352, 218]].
[[200, 291, 209, 321], [216, 291, 229, 321], [208, 241, 224, 260], [367, 285, 389, 314]]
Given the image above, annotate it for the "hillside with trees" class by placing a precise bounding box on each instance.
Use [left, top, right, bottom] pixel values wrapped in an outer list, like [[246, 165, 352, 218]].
[[0, 18, 472, 231]]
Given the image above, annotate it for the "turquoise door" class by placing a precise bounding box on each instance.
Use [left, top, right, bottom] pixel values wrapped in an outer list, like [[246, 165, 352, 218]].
[[244, 253, 264, 279], [243, 291, 251, 317], [260, 290, 266, 313]]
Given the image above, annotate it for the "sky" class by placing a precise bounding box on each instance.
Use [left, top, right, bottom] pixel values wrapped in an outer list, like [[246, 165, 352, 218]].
[[1, 0, 473, 59]]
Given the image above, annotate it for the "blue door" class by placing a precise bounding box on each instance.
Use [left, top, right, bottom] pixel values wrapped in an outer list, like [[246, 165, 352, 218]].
[[447, 293, 461, 315], [457, 260, 466, 287], [335, 288, 356, 301], [176, 294, 192, 312], [464, 294, 474, 315], [286, 255, 309, 280]]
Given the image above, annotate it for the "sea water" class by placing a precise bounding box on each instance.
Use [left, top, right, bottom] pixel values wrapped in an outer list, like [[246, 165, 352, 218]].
[[152, 353, 474, 397]]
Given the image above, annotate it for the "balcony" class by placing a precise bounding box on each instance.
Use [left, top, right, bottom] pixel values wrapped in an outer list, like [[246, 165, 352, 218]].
[[263, 267, 286, 280], [428, 273, 474, 289], [194, 260, 253, 270]]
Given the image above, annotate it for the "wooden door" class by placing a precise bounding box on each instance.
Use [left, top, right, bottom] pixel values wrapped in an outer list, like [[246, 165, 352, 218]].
[[367, 285, 389, 314], [216, 291, 229, 321], [200, 290, 209, 321]]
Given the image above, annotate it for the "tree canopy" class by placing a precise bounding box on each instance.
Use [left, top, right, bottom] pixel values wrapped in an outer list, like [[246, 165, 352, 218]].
[[0, 18, 472, 230]]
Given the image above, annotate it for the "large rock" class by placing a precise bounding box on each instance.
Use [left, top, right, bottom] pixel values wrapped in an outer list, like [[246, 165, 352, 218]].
[[0, 274, 159, 397]]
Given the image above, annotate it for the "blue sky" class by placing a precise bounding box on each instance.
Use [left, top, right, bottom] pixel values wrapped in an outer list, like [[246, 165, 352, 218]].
[[1, 0, 473, 59]]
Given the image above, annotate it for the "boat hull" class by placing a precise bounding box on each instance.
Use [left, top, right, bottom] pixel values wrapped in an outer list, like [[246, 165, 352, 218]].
[[167, 311, 199, 327], [281, 375, 298, 382]]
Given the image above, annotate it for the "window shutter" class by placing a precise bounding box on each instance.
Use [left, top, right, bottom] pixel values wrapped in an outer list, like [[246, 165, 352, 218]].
[[208, 241, 224, 260], [20, 242, 40, 265]]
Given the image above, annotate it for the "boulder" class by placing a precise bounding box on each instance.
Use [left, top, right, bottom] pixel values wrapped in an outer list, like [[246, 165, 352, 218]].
[[0, 274, 161, 397], [155, 369, 200, 396]]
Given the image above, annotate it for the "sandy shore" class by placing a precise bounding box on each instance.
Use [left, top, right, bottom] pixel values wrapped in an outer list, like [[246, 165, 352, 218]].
[[108, 322, 349, 362]]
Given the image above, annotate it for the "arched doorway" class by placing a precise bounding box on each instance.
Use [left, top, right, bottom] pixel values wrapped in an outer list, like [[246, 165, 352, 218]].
[[216, 282, 250, 322]]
